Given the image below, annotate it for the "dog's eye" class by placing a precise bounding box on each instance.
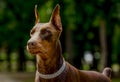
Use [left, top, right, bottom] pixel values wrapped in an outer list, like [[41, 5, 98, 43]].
[[30, 29, 35, 36], [40, 29, 52, 41], [41, 29, 48, 35]]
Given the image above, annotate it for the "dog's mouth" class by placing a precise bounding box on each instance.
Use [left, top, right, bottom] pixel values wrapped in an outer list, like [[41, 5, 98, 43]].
[[27, 46, 44, 55], [29, 50, 42, 55]]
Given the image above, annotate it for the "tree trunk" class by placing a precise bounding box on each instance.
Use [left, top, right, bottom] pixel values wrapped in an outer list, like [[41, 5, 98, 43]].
[[66, 29, 74, 64], [17, 39, 26, 71], [99, 20, 108, 71], [6, 47, 12, 71]]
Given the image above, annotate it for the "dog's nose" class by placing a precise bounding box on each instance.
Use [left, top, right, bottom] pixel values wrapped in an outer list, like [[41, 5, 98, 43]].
[[27, 41, 36, 48]]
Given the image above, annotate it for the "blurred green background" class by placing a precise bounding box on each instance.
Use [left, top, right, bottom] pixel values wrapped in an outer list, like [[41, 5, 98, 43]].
[[0, 0, 120, 82]]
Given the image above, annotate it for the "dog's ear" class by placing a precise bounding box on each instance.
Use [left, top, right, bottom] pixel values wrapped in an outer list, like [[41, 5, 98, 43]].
[[35, 5, 40, 24], [50, 4, 62, 31]]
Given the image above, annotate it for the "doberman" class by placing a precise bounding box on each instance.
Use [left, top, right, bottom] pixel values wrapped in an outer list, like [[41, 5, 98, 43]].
[[27, 4, 112, 82]]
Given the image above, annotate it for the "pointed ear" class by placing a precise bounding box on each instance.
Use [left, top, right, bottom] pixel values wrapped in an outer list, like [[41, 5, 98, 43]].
[[50, 4, 62, 31], [35, 5, 40, 24]]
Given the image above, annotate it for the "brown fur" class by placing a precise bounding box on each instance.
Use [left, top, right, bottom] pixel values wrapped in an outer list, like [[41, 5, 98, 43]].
[[27, 4, 112, 82]]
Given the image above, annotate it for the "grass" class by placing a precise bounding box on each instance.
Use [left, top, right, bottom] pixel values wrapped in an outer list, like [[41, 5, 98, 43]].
[[0, 72, 119, 82], [112, 78, 120, 82], [22, 77, 120, 82]]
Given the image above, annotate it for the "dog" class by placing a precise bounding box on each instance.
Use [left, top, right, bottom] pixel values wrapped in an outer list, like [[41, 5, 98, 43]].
[[27, 4, 112, 82]]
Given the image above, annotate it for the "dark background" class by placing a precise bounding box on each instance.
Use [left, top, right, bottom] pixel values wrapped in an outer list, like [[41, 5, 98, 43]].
[[0, 0, 120, 81]]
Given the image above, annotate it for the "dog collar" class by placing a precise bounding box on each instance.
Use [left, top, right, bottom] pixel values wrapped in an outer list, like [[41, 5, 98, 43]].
[[37, 60, 66, 79]]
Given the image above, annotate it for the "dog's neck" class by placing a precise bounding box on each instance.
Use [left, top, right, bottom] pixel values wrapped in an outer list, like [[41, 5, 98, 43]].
[[36, 40, 63, 74]]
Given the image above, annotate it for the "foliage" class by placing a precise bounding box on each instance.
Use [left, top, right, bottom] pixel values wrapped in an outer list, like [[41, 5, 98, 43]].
[[0, 0, 120, 72]]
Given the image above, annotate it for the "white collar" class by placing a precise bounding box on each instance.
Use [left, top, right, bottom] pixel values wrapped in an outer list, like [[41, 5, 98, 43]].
[[37, 59, 66, 79]]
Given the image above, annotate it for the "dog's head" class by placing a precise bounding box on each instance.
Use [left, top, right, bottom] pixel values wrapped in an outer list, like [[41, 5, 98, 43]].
[[27, 4, 62, 58]]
